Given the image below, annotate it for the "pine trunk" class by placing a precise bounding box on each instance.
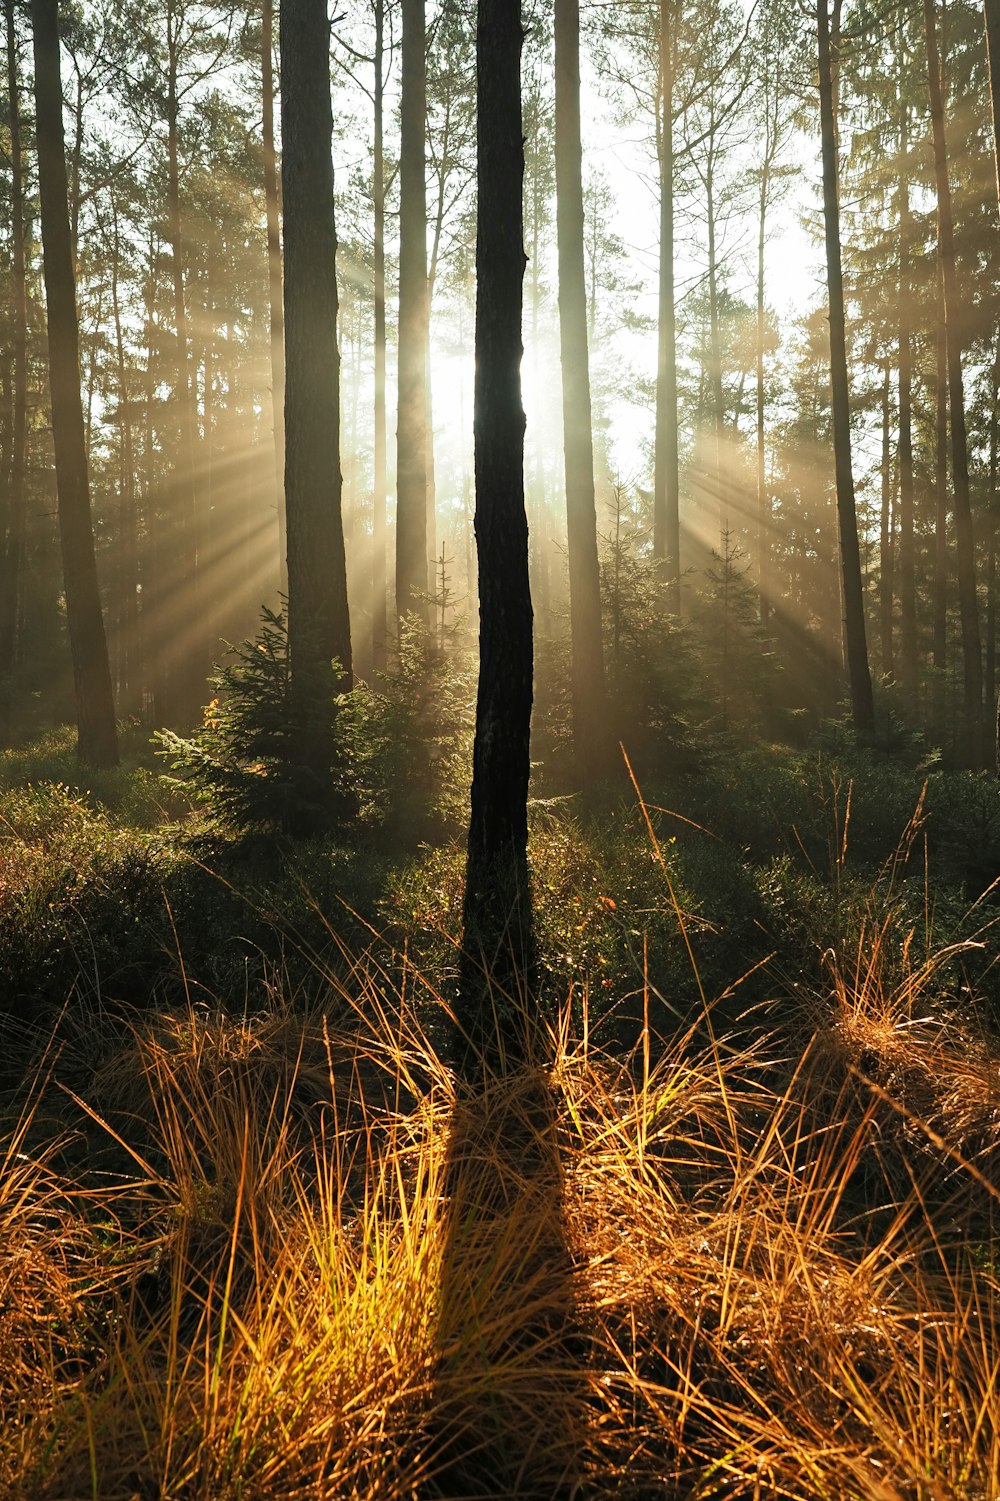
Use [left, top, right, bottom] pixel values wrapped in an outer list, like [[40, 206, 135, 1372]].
[[396, 0, 429, 622], [32, 0, 119, 767], [554, 0, 609, 785], [0, 0, 27, 676], [461, 0, 534, 1061], [653, 0, 680, 611], [279, 0, 352, 811], [816, 0, 874, 733], [924, 0, 984, 765], [262, 0, 286, 595], [372, 0, 388, 669]]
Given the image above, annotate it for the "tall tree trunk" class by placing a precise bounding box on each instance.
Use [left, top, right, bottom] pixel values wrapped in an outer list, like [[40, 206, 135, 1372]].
[[879, 366, 894, 677], [0, 0, 27, 676], [554, 0, 609, 785], [816, 0, 874, 733], [756, 160, 770, 627], [705, 145, 726, 541], [279, 0, 352, 820], [165, 0, 201, 721], [461, 0, 533, 1060], [262, 0, 286, 595], [396, 0, 429, 622], [986, 350, 999, 715], [932, 271, 948, 723], [924, 0, 984, 764], [372, 0, 388, 669], [897, 87, 918, 707], [110, 203, 140, 716], [985, 0, 1000, 207], [31, 0, 118, 767], [653, 0, 680, 611]]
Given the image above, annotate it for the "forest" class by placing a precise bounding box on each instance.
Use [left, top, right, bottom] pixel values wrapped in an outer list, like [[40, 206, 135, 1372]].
[[3, 0, 1000, 1494]]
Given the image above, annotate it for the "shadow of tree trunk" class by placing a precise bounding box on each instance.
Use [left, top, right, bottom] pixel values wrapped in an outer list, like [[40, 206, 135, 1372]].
[[426, 1052, 587, 1499]]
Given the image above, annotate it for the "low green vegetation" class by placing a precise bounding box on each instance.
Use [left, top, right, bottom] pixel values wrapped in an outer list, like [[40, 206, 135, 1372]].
[[1, 695, 999, 1498]]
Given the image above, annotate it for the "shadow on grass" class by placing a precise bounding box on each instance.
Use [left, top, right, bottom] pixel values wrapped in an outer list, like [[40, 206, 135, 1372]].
[[427, 976, 587, 1498]]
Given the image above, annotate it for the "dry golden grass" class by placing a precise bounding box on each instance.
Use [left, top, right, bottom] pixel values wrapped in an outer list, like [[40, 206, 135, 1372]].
[[2, 784, 1000, 1499]]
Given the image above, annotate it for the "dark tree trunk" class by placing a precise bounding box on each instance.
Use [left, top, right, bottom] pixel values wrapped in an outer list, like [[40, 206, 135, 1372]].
[[460, 0, 534, 1067], [653, 0, 680, 611], [165, 0, 202, 722], [279, 0, 352, 813], [706, 147, 726, 540], [554, 0, 609, 785], [986, 352, 998, 715], [396, 0, 429, 622], [0, 0, 27, 676], [816, 0, 874, 734], [262, 0, 286, 595], [110, 204, 140, 717], [924, 0, 984, 765], [372, 0, 388, 670], [985, 0, 1000, 208], [32, 0, 118, 767], [879, 367, 894, 678], [932, 271, 948, 725], [897, 89, 918, 707], [756, 163, 769, 628]]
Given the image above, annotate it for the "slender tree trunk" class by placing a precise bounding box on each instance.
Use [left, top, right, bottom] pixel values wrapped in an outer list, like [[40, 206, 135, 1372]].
[[985, 0, 1000, 207], [932, 271, 948, 716], [32, 0, 118, 767], [654, 0, 680, 611], [756, 161, 770, 627], [554, 0, 608, 785], [165, 0, 201, 721], [986, 351, 999, 714], [396, 0, 429, 622], [0, 0, 27, 676], [372, 0, 388, 669], [816, 0, 874, 733], [879, 366, 894, 677], [461, 0, 533, 1059], [706, 145, 726, 541], [924, 0, 984, 764], [279, 0, 352, 820], [897, 90, 918, 708], [110, 205, 140, 716], [262, 0, 286, 595]]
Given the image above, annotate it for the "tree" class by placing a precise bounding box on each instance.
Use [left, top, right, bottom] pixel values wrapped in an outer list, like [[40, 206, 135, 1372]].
[[31, 0, 119, 767], [924, 0, 984, 764], [0, 0, 27, 676], [460, 0, 533, 1065], [262, 0, 285, 595], [395, 0, 429, 622], [554, 0, 609, 784], [279, 0, 352, 818], [816, 0, 874, 734]]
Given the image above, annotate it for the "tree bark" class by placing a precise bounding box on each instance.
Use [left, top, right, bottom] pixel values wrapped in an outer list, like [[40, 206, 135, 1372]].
[[932, 269, 948, 722], [164, 0, 202, 721], [279, 0, 352, 811], [897, 86, 918, 707], [653, 0, 681, 611], [816, 0, 874, 733], [0, 0, 27, 676], [32, 0, 118, 767], [554, 0, 609, 785], [461, 0, 534, 1064], [262, 0, 286, 596], [879, 366, 894, 678], [985, 0, 1000, 208], [924, 0, 984, 764], [372, 0, 388, 669], [396, 0, 429, 622]]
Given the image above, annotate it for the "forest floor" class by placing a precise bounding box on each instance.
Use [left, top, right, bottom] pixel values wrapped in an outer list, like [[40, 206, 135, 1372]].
[[2, 721, 1000, 1499]]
